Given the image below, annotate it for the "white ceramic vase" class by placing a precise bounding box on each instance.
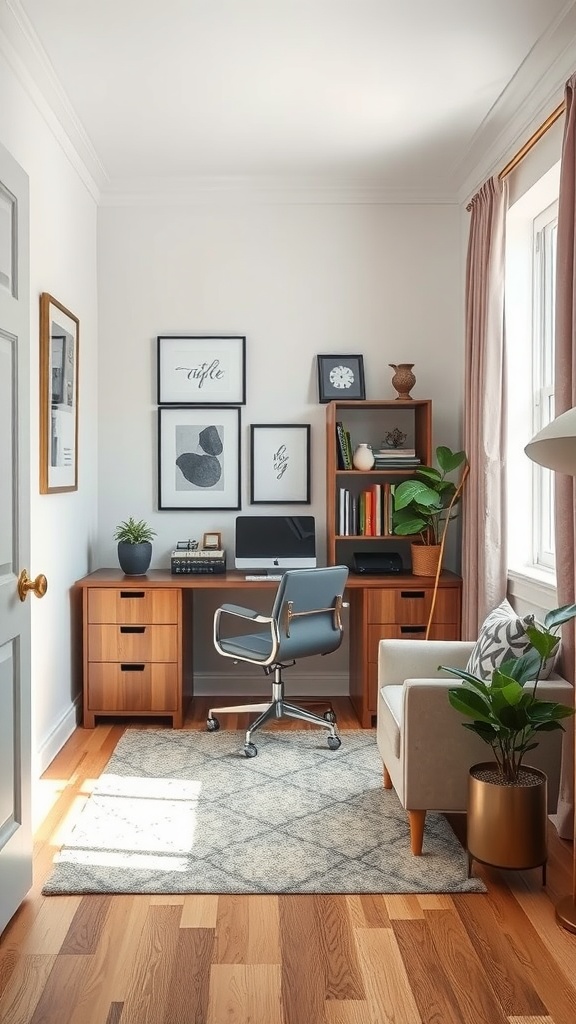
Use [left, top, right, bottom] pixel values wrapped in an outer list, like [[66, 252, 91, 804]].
[[352, 443, 375, 470]]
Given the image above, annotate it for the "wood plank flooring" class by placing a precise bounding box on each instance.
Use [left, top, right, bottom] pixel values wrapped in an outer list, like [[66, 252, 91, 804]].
[[1, 697, 575, 1024]]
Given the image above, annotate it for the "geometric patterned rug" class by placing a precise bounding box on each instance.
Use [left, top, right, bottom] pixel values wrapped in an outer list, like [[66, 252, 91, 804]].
[[42, 729, 485, 895]]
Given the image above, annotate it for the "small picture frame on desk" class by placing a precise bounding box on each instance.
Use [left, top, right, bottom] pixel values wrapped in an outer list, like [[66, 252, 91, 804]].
[[203, 532, 222, 550], [317, 354, 365, 403]]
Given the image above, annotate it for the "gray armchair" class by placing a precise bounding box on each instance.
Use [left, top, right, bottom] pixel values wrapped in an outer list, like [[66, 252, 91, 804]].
[[376, 638, 573, 854], [208, 565, 349, 756]]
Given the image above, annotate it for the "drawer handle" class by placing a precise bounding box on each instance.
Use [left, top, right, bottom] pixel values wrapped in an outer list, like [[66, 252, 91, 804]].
[[400, 591, 425, 599], [120, 591, 145, 599], [400, 625, 426, 634], [120, 664, 145, 672], [120, 626, 146, 634]]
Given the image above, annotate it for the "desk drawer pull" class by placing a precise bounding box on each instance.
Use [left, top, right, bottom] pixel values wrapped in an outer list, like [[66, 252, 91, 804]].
[[120, 625, 146, 634], [120, 591, 145, 599], [120, 664, 145, 672], [400, 591, 425, 600], [400, 625, 426, 634]]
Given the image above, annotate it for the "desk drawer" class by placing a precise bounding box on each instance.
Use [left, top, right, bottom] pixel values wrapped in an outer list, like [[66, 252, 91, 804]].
[[367, 588, 460, 625], [88, 624, 178, 663], [87, 588, 178, 624], [368, 623, 460, 649], [87, 663, 179, 711]]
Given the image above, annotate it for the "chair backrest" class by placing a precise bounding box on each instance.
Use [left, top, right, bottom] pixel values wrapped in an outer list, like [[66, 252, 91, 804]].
[[270, 565, 349, 662]]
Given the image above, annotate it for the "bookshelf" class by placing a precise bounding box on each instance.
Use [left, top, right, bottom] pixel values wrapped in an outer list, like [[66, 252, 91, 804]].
[[325, 399, 462, 726], [325, 399, 433, 568]]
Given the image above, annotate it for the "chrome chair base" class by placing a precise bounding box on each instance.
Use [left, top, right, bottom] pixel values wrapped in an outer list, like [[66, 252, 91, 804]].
[[207, 667, 341, 756]]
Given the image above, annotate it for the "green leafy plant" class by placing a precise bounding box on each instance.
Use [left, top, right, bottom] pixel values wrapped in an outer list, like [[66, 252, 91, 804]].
[[392, 445, 468, 545], [113, 517, 156, 545], [442, 604, 576, 783]]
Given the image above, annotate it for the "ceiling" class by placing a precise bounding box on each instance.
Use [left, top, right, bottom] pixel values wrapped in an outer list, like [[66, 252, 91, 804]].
[[4, 0, 576, 199]]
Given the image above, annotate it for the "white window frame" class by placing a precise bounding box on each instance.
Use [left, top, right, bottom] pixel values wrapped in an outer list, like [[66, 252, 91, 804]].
[[531, 203, 557, 571]]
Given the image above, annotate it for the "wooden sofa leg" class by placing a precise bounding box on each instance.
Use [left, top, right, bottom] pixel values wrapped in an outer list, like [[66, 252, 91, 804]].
[[408, 810, 426, 855], [383, 765, 392, 789]]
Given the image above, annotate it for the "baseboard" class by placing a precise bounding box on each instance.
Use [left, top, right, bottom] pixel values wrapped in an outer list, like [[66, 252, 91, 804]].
[[35, 695, 82, 776], [193, 671, 349, 698]]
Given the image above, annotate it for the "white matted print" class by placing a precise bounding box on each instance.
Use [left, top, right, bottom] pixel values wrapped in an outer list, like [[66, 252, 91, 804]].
[[157, 335, 246, 405], [158, 407, 241, 510], [250, 424, 311, 504], [39, 293, 79, 493]]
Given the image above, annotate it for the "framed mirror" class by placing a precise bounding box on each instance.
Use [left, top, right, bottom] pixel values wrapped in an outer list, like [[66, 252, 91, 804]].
[[39, 293, 79, 493]]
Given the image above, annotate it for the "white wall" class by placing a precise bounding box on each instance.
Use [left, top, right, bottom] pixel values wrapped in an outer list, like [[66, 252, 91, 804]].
[[97, 200, 463, 687], [0, 48, 99, 781]]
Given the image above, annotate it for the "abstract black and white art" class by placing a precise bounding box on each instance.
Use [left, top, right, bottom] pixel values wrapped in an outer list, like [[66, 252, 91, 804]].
[[250, 424, 311, 504], [158, 407, 241, 509]]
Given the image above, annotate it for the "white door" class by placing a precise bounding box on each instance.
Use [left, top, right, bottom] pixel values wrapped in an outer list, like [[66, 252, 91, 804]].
[[0, 142, 33, 934]]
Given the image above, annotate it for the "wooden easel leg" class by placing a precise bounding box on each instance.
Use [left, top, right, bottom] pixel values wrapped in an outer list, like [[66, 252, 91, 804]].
[[383, 765, 393, 789]]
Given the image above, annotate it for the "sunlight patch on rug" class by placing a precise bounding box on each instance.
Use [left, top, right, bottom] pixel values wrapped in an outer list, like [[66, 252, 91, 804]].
[[43, 730, 486, 895]]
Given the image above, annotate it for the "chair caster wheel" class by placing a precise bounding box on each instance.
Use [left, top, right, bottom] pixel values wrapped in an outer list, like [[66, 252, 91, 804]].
[[244, 742, 258, 758], [207, 717, 220, 731], [323, 710, 337, 724], [327, 735, 341, 750]]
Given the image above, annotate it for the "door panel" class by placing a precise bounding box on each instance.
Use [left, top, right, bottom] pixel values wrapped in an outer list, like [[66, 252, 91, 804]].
[[0, 142, 31, 936]]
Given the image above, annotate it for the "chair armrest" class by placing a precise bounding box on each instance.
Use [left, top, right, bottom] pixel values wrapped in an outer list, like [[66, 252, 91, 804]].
[[216, 603, 273, 624], [378, 639, 475, 687]]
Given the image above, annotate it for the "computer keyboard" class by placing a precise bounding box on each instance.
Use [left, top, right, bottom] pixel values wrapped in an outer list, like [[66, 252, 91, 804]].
[[245, 574, 283, 581]]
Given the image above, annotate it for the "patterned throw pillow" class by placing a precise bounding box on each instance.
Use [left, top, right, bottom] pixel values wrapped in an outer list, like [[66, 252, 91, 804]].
[[465, 598, 555, 681]]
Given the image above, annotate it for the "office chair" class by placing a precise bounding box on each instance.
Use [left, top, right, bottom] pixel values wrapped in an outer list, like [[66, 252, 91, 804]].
[[208, 565, 349, 756]]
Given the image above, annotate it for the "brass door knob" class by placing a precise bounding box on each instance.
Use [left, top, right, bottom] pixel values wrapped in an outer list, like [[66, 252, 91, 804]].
[[17, 569, 48, 602]]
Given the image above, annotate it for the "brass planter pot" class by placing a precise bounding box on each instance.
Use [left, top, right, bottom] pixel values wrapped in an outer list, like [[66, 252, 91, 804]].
[[467, 762, 548, 882]]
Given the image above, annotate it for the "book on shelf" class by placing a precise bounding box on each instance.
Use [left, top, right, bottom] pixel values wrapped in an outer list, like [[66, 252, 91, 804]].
[[376, 447, 416, 457], [336, 422, 352, 469]]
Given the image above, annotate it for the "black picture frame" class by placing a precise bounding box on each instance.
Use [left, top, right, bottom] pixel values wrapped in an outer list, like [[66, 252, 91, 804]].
[[316, 354, 366, 403], [250, 424, 311, 504], [157, 335, 246, 406], [158, 406, 241, 510]]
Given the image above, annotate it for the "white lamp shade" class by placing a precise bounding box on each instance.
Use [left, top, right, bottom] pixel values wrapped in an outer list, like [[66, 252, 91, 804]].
[[525, 405, 576, 475]]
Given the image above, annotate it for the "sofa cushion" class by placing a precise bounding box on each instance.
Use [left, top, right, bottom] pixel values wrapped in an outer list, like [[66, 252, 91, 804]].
[[379, 685, 404, 758], [465, 598, 555, 681]]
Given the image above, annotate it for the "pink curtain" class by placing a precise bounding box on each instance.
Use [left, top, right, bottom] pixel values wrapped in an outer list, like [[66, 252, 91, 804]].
[[462, 177, 508, 639], [552, 73, 576, 839]]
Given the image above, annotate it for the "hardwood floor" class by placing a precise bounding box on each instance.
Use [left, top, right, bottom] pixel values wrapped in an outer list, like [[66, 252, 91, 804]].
[[1, 697, 575, 1024]]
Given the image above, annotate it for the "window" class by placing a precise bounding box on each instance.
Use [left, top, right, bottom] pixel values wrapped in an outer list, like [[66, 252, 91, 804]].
[[505, 163, 560, 588]]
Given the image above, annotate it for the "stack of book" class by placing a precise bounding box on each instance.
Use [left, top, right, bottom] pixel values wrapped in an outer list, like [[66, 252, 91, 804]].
[[373, 447, 421, 469], [337, 483, 396, 536]]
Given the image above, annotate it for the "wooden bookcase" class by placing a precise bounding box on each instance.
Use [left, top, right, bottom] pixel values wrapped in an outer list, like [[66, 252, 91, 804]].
[[325, 399, 462, 726], [325, 399, 433, 567]]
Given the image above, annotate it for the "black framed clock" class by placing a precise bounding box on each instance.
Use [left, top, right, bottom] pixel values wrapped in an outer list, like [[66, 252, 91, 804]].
[[316, 354, 366, 403]]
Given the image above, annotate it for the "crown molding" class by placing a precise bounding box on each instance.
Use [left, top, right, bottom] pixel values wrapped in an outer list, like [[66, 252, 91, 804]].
[[99, 177, 459, 207], [455, 1, 576, 204], [0, 0, 106, 201]]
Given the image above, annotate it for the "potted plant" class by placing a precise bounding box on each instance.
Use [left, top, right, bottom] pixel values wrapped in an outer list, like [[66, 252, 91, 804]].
[[114, 517, 156, 576], [442, 604, 576, 877], [392, 444, 468, 576]]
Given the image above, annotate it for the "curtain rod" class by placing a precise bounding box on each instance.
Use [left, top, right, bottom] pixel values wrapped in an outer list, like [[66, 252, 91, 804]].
[[467, 100, 566, 210], [498, 101, 566, 180]]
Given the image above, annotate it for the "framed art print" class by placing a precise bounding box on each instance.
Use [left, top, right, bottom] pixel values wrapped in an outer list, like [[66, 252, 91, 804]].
[[158, 406, 241, 510], [250, 424, 311, 504], [39, 292, 79, 493], [317, 353, 365, 403], [157, 335, 246, 405]]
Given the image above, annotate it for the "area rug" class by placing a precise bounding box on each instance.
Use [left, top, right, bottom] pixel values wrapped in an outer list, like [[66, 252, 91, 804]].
[[43, 729, 485, 895]]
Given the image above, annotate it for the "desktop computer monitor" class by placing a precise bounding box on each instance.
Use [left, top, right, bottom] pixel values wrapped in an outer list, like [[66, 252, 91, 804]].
[[234, 515, 316, 572]]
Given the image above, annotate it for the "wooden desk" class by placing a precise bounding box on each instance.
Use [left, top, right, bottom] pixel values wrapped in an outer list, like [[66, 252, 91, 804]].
[[76, 569, 462, 729]]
